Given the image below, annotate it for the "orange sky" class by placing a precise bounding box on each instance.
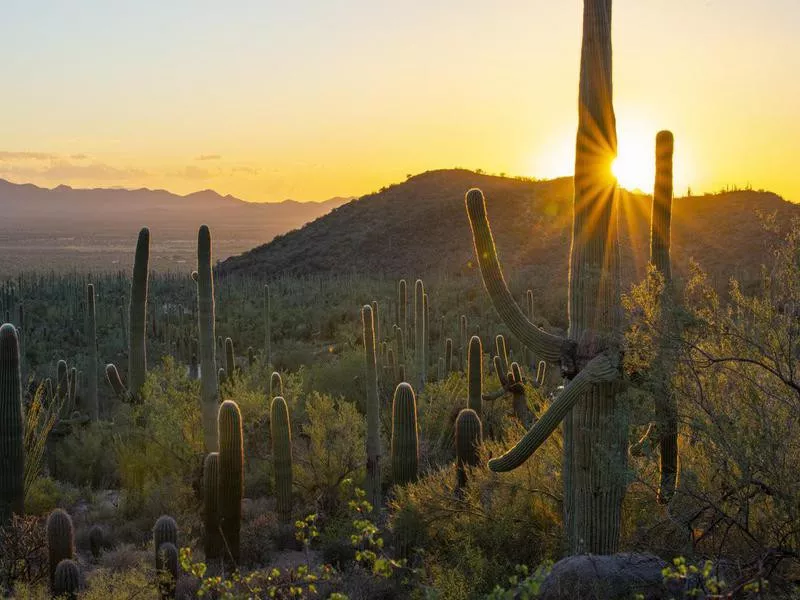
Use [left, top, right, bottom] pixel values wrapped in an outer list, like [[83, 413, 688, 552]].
[[0, 1, 798, 202]]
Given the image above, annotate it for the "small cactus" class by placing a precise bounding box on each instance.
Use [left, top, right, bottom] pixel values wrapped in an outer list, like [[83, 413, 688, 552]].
[[225, 337, 235, 381], [445, 338, 453, 374], [270, 396, 293, 522], [153, 515, 178, 572], [390, 383, 419, 486], [53, 559, 81, 599], [88, 524, 104, 560], [47, 508, 74, 588], [0, 323, 24, 525], [203, 452, 222, 559], [455, 408, 482, 489], [218, 401, 243, 561], [105, 363, 131, 402], [269, 371, 283, 398]]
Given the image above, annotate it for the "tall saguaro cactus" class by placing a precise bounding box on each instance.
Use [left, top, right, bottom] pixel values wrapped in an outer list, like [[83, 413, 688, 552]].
[[651, 130, 678, 503], [455, 408, 482, 489], [128, 227, 150, 399], [86, 284, 99, 420], [361, 305, 382, 510], [218, 400, 243, 562], [198, 225, 218, 452], [270, 396, 293, 522], [464, 0, 625, 554], [0, 323, 24, 524], [390, 382, 419, 486], [467, 335, 483, 415], [203, 452, 222, 559], [264, 284, 271, 366], [413, 280, 426, 390]]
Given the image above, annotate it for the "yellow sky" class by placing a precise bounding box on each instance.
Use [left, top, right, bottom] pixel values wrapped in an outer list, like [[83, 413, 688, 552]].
[[0, 1, 798, 202]]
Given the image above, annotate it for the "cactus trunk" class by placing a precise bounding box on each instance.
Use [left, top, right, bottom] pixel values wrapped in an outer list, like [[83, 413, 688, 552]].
[[198, 225, 219, 452], [86, 284, 99, 420], [467, 335, 482, 415], [390, 382, 418, 486], [270, 396, 293, 522], [0, 324, 24, 524], [128, 227, 150, 399], [362, 305, 382, 509], [218, 400, 243, 562]]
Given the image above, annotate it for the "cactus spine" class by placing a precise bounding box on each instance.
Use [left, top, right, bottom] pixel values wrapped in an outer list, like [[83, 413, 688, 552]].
[[270, 396, 293, 522], [362, 305, 382, 509], [390, 382, 418, 486], [198, 225, 218, 451], [203, 452, 222, 559], [86, 284, 99, 420], [467, 335, 482, 415], [153, 515, 178, 572], [47, 508, 74, 588], [53, 559, 81, 599], [414, 280, 426, 390], [0, 323, 24, 524], [128, 227, 150, 399], [455, 408, 482, 489], [651, 130, 678, 504], [218, 401, 243, 561], [464, 0, 625, 554]]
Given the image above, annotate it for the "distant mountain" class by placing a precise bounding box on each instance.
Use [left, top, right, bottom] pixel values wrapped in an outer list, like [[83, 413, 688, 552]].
[[0, 179, 350, 273], [220, 169, 799, 317]]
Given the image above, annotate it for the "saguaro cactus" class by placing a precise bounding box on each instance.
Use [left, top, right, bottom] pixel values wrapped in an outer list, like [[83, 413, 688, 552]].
[[203, 452, 222, 559], [53, 559, 81, 599], [445, 338, 453, 374], [464, 0, 624, 554], [105, 363, 131, 402], [86, 284, 99, 420], [269, 371, 283, 399], [362, 304, 382, 509], [264, 284, 271, 366], [651, 130, 678, 504], [198, 225, 219, 451], [225, 337, 235, 381], [455, 408, 482, 489], [0, 323, 24, 524], [467, 335, 483, 415], [414, 280, 426, 389], [218, 400, 243, 561], [390, 382, 418, 486], [398, 279, 408, 342], [153, 515, 178, 572], [270, 396, 293, 522], [47, 508, 75, 587], [129, 227, 150, 399], [157, 542, 179, 599]]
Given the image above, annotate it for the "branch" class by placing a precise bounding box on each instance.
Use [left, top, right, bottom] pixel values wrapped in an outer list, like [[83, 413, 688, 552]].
[[465, 188, 570, 365]]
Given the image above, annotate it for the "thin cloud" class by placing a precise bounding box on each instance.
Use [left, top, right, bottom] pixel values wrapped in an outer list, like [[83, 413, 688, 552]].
[[0, 151, 58, 161], [0, 160, 148, 181], [195, 154, 222, 161]]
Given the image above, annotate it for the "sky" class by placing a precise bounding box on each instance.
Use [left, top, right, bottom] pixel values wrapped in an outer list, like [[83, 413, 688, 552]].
[[1, 1, 798, 202]]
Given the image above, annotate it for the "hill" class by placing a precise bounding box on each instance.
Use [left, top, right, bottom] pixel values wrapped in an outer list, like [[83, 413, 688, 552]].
[[220, 169, 799, 320], [0, 179, 349, 273]]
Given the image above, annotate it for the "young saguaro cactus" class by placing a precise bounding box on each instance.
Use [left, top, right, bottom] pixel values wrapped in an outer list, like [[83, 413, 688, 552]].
[[128, 226, 150, 399], [397, 279, 408, 343], [270, 396, 293, 522], [269, 371, 283, 399], [53, 559, 81, 599], [218, 400, 243, 561], [203, 452, 222, 559], [390, 382, 419, 486], [157, 542, 179, 600], [86, 283, 99, 420], [47, 508, 75, 588], [105, 363, 131, 403], [225, 337, 235, 381], [464, 0, 625, 554], [0, 323, 24, 524], [153, 515, 178, 572], [445, 338, 453, 374], [198, 225, 219, 452], [467, 335, 483, 415], [361, 304, 382, 510], [455, 408, 482, 489]]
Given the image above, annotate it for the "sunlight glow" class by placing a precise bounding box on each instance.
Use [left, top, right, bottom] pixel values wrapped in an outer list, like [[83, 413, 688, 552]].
[[611, 141, 655, 193]]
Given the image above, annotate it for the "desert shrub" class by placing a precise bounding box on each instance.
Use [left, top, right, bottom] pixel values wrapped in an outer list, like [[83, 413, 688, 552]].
[[390, 421, 562, 598], [0, 515, 48, 591], [51, 420, 119, 489], [295, 392, 366, 512], [24, 476, 80, 517], [306, 349, 365, 409]]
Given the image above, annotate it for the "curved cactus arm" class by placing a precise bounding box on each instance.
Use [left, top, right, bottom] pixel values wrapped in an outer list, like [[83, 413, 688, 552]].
[[488, 352, 618, 472], [465, 188, 569, 365]]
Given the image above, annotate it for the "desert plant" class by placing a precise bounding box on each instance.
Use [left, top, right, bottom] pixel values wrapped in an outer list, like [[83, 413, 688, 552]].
[[46, 508, 74, 588], [225, 337, 235, 381], [156, 542, 179, 599], [129, 226, 150, 399], [218, 400, 243, 562], [52, 558, 81, 599], [270, 371, 282, 399], [362, 304, 382, 510], [105, 363, 131, 402], [391, 382, 418, 486], [0, 323, 24, 525], [198, 224, 218, 452], [455, 408, 482, 489], [270, 396, 293, 522], [203, 452, 221, 560], [86, 283, 99, 420], [467, 335, 483, 416], [153, 515, 178, 572]]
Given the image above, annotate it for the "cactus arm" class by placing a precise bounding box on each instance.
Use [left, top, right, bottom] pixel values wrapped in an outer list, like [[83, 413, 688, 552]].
[[465, 188, 569, 365], [488, 352, 617, 472]]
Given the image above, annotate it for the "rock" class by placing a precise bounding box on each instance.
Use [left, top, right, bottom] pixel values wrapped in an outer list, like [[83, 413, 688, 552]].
[[539, 553, 668, 600]]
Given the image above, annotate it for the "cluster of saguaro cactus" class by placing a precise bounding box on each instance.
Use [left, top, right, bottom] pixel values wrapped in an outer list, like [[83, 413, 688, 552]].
[[463, 0, 630, 554], [390, 382, 418, 485], [47, 508, 75, 588], [154, 515, 179, 598], [128, 227, 150, 399], [218, 400, 243, 561], [361, 304, 382, 509], [0, 323, 24, 525], [270, 396, 293, 522]]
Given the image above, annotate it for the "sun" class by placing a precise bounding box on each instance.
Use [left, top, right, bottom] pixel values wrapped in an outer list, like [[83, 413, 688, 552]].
[[611, 151, 654, 193]]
